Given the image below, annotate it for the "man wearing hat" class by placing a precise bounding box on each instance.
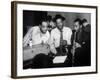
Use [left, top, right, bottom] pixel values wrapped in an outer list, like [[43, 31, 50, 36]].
[[50, 14, 72, 56]]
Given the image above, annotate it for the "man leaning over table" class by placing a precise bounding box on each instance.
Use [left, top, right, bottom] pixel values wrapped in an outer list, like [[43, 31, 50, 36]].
[[23, 19, 53, 68]]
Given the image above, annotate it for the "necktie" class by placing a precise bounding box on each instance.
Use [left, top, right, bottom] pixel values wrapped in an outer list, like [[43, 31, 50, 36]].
[[59, 30, 63, 55], [60, 30, 63, 47]]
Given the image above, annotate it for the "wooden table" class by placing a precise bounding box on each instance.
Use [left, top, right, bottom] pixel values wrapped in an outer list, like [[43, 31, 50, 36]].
[[23, 44, 50, 61]]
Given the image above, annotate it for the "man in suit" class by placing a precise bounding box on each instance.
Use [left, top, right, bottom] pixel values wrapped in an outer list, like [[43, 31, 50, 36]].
[[82, 18, 91, 66], [72, 18, 91, 66]]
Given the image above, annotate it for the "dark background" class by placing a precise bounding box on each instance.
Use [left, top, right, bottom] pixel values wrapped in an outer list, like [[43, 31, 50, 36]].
[[23, 10, 47, 36], [23, 10, 91, 69], [23, 10, 91, 37]]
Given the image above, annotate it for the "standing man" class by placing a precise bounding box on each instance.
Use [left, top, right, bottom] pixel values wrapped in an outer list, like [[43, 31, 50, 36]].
[[72, 18, 91, 66], [50, 14, 72, 56], [71, 18, 83, 66], [82, 18, 91, 45], [82, 18, 91, 66]]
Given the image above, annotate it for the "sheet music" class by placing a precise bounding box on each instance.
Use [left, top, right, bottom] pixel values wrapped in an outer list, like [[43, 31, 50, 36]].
[[53, 56, 67, 63]]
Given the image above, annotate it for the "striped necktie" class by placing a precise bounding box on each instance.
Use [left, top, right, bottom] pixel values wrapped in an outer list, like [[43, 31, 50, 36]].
[[60, 30, 63, 55], [60, 30, 63, 47]]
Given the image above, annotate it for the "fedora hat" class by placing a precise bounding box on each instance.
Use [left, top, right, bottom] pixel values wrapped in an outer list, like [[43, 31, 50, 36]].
[[53, 14, 65, 22]]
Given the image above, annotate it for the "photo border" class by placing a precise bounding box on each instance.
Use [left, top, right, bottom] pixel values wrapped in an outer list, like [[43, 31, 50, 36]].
[[11, 1, 98, 79]]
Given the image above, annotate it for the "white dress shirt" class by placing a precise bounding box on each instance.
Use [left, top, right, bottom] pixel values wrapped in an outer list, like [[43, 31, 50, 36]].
[[23, 26, 50, 47], [50, 26, 72, 51]]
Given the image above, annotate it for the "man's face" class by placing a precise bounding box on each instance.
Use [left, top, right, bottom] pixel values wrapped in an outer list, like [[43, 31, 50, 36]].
[[56, 18, 63, 30], [74, 22, 80, 31], [82, 22, 87, 27], [40, 21, 48, 34]]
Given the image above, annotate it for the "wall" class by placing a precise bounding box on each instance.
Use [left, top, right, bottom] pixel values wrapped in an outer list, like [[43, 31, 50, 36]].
[[0, 0, 100, 80], [48, 12, 91, 29]]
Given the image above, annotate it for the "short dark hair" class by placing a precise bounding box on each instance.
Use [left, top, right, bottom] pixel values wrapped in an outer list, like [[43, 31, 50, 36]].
[[39, 19, 48, 25], [53, 14, 65, 22], [74, 18, 82, 25], [82, 19, 87, 23], [47, 15, 52, 22]]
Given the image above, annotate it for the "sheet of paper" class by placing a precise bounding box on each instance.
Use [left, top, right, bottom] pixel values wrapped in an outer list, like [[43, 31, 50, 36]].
[[53, 56, 67, 64]]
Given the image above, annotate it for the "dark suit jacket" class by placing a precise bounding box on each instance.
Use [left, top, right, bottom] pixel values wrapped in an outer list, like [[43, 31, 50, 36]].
[[71, 24, 90, 47]]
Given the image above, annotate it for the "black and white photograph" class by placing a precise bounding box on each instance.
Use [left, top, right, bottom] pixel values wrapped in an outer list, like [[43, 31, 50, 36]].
[[11, 1, 97, 78], [23, 10, 91, 69]]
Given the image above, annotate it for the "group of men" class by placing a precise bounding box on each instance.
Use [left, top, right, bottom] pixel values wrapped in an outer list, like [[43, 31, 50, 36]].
[[23, 14, 91, 68]]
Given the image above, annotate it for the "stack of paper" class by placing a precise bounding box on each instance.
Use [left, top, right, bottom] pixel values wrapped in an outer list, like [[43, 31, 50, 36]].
[[53, 56, 67, 64]]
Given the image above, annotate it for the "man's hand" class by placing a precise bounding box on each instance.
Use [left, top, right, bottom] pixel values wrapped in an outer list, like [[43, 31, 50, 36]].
[[61, 40, 67, 46], [71, 47, 75, 54], [71, 42, 81, 54], [51, 48, 57, 55], [75, 42, 81, 48]]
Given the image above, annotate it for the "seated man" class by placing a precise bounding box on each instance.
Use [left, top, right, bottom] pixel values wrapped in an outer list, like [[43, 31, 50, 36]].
[[23, 20, 50, 47], [23, 19, 52, 68], [50, 14, 72, 56]]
